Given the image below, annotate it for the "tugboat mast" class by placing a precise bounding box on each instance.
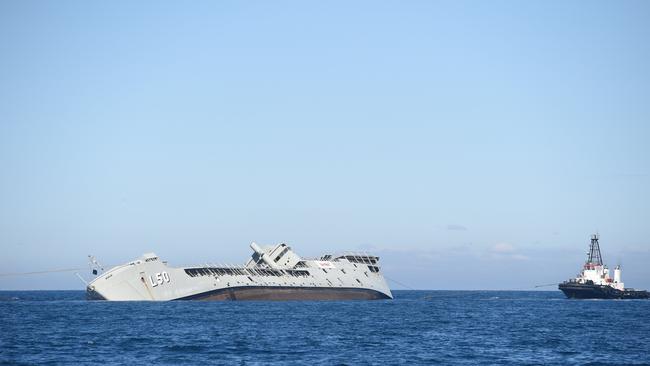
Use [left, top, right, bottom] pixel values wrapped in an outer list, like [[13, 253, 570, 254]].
[[586, 233, 603, 267]]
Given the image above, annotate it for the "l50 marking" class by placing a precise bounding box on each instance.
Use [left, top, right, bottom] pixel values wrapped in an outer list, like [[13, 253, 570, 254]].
[[148, 271, 170, 287]]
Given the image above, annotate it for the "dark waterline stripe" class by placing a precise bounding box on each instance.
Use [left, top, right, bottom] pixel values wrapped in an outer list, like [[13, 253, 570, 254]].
[[173, 285, 392, 301]]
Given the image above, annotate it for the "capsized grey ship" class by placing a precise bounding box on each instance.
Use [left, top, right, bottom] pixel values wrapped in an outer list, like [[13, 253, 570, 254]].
[[559, 234, 649, 299], [86, 242, 392, 301]]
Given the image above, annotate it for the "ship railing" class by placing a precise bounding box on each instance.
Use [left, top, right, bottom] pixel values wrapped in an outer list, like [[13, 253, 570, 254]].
[[299, 251, 379, 263], [189, 262, 312, 279], [329, 251, 380, 265]]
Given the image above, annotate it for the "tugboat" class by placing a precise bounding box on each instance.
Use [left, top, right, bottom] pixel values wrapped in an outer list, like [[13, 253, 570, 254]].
[[559, 234, 649, 299]]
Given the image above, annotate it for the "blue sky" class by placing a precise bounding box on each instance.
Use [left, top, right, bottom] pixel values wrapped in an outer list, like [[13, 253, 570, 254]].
[[1, 1, 649, 290]]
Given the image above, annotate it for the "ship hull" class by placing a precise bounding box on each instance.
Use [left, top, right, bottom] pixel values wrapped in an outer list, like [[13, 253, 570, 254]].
[[559, 283, 650, 300], [175, 286, 391, 301], [87, 286, 390, 301]]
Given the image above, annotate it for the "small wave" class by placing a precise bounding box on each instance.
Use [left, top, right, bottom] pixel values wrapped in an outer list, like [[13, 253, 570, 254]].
[[164, 344, 207, 353], [0, 296, 20, 301]]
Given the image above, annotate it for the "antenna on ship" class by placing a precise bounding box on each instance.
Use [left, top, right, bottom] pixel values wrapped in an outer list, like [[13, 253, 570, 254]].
[[586, 233, 603, 266], [88, 255, 104, 275]]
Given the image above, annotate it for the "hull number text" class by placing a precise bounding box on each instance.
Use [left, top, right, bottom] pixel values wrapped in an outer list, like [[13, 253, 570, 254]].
[[148, 271, 170, 287]]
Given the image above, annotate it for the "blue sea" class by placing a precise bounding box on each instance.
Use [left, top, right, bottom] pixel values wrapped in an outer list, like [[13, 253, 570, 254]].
[[1, 290, 649, 365]]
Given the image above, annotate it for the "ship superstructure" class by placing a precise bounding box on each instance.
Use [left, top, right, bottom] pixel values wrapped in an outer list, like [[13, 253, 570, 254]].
[[559, 234, 648, 299], [86, 242, 392, 301]]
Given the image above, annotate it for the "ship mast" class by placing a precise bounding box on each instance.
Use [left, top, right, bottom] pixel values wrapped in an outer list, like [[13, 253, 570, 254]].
[[586, 233, 603, 266]]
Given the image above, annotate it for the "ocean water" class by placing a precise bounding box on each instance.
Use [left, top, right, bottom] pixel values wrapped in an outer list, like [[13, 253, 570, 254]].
[[1, 290, 649, 365]]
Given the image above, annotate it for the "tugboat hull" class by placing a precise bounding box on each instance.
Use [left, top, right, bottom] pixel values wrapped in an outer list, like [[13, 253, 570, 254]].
[[559, 282, 650, 300]]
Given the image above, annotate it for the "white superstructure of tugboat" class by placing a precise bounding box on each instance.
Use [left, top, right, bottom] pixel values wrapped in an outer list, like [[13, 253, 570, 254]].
[[559, 234, 649, 299], [86, 242, 392, 301]]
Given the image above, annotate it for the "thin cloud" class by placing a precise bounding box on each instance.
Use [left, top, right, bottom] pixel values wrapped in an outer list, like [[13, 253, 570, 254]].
[[489, 242, 529, 260], [491, 242, 515, 253], [511, 254, 530, 260]]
